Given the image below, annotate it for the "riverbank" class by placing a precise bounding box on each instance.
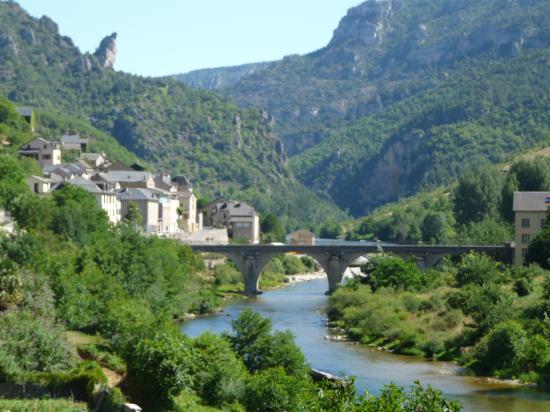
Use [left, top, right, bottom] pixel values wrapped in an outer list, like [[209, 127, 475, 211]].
[[326, 254, 550, 387], [181, 277, 550, 412]]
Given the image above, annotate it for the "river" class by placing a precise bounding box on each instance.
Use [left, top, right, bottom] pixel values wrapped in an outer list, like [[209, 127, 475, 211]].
[[180, 278, 550, 412]]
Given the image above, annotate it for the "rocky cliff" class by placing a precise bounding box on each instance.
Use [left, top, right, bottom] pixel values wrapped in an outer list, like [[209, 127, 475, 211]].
[[94, 32, 117, 69]]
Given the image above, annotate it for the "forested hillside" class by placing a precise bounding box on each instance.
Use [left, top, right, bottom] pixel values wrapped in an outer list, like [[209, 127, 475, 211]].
[[0, 0, 345, 227], [175, 0, 550, 216]]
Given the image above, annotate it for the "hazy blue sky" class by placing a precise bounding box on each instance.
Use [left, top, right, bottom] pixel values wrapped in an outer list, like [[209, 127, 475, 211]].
[[16, 0, 360, 77]]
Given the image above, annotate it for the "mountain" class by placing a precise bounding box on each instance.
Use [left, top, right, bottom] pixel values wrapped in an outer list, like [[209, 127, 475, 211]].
[[172, 62, 272, 90], [0, 0, 346, 227], [172, 0, 550, 216]]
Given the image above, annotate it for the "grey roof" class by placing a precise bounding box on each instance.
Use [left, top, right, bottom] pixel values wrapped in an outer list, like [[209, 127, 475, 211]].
[[95, 171, 151, 183], [80, 153, 104, 162], [43, 163, 87, 178], [212, 200, 257, 217], [513, 191, 550, 212], [154, 174, 174, 191], [17, 107, 33, 117], [61, 134, 89, 144], [117, 188, 158, 202], [28, 175, 56, 184], [172, 175, 192, 189], [66, 177, 102, 193]]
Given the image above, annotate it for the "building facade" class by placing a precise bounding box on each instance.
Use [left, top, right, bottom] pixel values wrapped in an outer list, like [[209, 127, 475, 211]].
[[513, 191, 550, 265], [204, 200, 260, 244], [288, 230, 316, 246], [19, 138, 61, 167]]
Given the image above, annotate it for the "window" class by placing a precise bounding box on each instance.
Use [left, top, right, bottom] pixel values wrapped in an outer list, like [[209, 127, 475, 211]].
[[42, 154, 51, 160], [521, 234, 530, 244], [521, 218, 530, 228], [543, 219, 546, 228], [522, 248, 528, 257], [235, 222, 250, 228], [33, 183, 39, 193]]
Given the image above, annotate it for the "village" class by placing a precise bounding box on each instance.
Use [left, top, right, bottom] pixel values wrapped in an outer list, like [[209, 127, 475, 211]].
[[18, 131, 263, 245]]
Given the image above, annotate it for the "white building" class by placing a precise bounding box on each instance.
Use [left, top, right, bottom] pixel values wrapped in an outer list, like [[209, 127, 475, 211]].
[[27, 175, 57, 195], [513, 191, 550, 265], [117, 188, 160, 233]]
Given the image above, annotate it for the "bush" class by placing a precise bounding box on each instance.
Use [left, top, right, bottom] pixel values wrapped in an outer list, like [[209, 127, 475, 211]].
[[0, 308, 74, 382], [28, 361, 107, 403], [191, 333, 247, 406], [358, 381, 461, 411], [366, 255, 423, 291], [125, 333, 196, 409], [455, 253, 501, 287], [472, 320, 527, 375], [227, 309, 308, 376], [244, 367, 315, 412]]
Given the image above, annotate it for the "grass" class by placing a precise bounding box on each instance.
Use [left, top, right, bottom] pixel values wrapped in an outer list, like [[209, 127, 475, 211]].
[[0, 399, 87, 412]]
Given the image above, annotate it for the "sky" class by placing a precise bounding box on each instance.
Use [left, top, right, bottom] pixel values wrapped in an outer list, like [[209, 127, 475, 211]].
[[16, 0, 360, 77]]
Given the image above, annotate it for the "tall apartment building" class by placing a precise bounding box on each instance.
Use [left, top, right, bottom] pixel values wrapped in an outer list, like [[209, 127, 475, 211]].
[[513, 191, 550, 265]]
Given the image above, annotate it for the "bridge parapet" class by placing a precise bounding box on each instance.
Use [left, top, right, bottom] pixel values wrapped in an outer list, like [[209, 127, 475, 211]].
[[190, 243, 514, 295]]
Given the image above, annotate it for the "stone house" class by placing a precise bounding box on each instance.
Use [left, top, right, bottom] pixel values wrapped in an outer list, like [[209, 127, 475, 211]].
[[513, 191, 550, 265], [80, 152, 107, 168], [61, 134, 89, 152], [204, 200, 260, 244], [19, 137, 61, 167], [171, 175, 201, 234], [288, 229, 316, 246], [117, 188, 159, 233], [27, 175, 57, 194], [92, 171, 155, 191]]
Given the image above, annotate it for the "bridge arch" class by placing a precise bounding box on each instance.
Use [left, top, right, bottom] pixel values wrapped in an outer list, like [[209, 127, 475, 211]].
[[216, 249, 364, 296]]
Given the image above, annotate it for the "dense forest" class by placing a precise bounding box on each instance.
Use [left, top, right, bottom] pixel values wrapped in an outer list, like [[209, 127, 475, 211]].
[[0, 0, 346, 229], [0, 97, 464, 410]]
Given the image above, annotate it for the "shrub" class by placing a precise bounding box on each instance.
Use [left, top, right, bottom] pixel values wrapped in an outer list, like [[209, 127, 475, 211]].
[[191, 333, 247, 406], [472, 320, 527, 375], [227, 309, 308, 376], [244, 367, 315, 412], [455, 253, 501, 287], [125, 333, 196, 409], [0, 308, 74, 382], [366, 255, 423, 291]]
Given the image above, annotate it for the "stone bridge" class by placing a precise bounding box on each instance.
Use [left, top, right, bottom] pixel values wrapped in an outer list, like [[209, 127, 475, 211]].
[[190, 244, 514, 296]]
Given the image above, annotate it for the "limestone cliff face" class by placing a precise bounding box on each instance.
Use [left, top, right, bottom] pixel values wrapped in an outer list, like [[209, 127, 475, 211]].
[[329, 0, 400, 49], [94, 32, 117, 69]]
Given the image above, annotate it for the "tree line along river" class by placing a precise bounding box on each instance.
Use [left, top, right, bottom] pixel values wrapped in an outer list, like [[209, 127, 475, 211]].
[[180, 278, 550, 412]]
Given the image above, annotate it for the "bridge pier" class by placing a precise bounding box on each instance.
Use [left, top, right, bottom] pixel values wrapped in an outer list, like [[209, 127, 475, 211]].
[[227, 251, 274, 296]]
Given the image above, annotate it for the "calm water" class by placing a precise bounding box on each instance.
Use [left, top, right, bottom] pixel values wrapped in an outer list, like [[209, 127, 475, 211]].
[[180, 278, 550, 412]]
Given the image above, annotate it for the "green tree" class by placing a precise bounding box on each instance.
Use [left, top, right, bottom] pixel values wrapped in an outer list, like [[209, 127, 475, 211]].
[[126, 333, 196, 409], [244, 367, 315, 412], [472, 320, 527, 375], [227, 309, 308, 376], [124, 201, 142, 226], [453, 167, 503, 225], [509, 159, 550, 192], [421, 212, 448, 243], [50, 185, 109, 243], [260, 213, 285, 243], [365, 255, 424, 292], [455, 253, 501, 287], [191, 333, 247, 406]]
